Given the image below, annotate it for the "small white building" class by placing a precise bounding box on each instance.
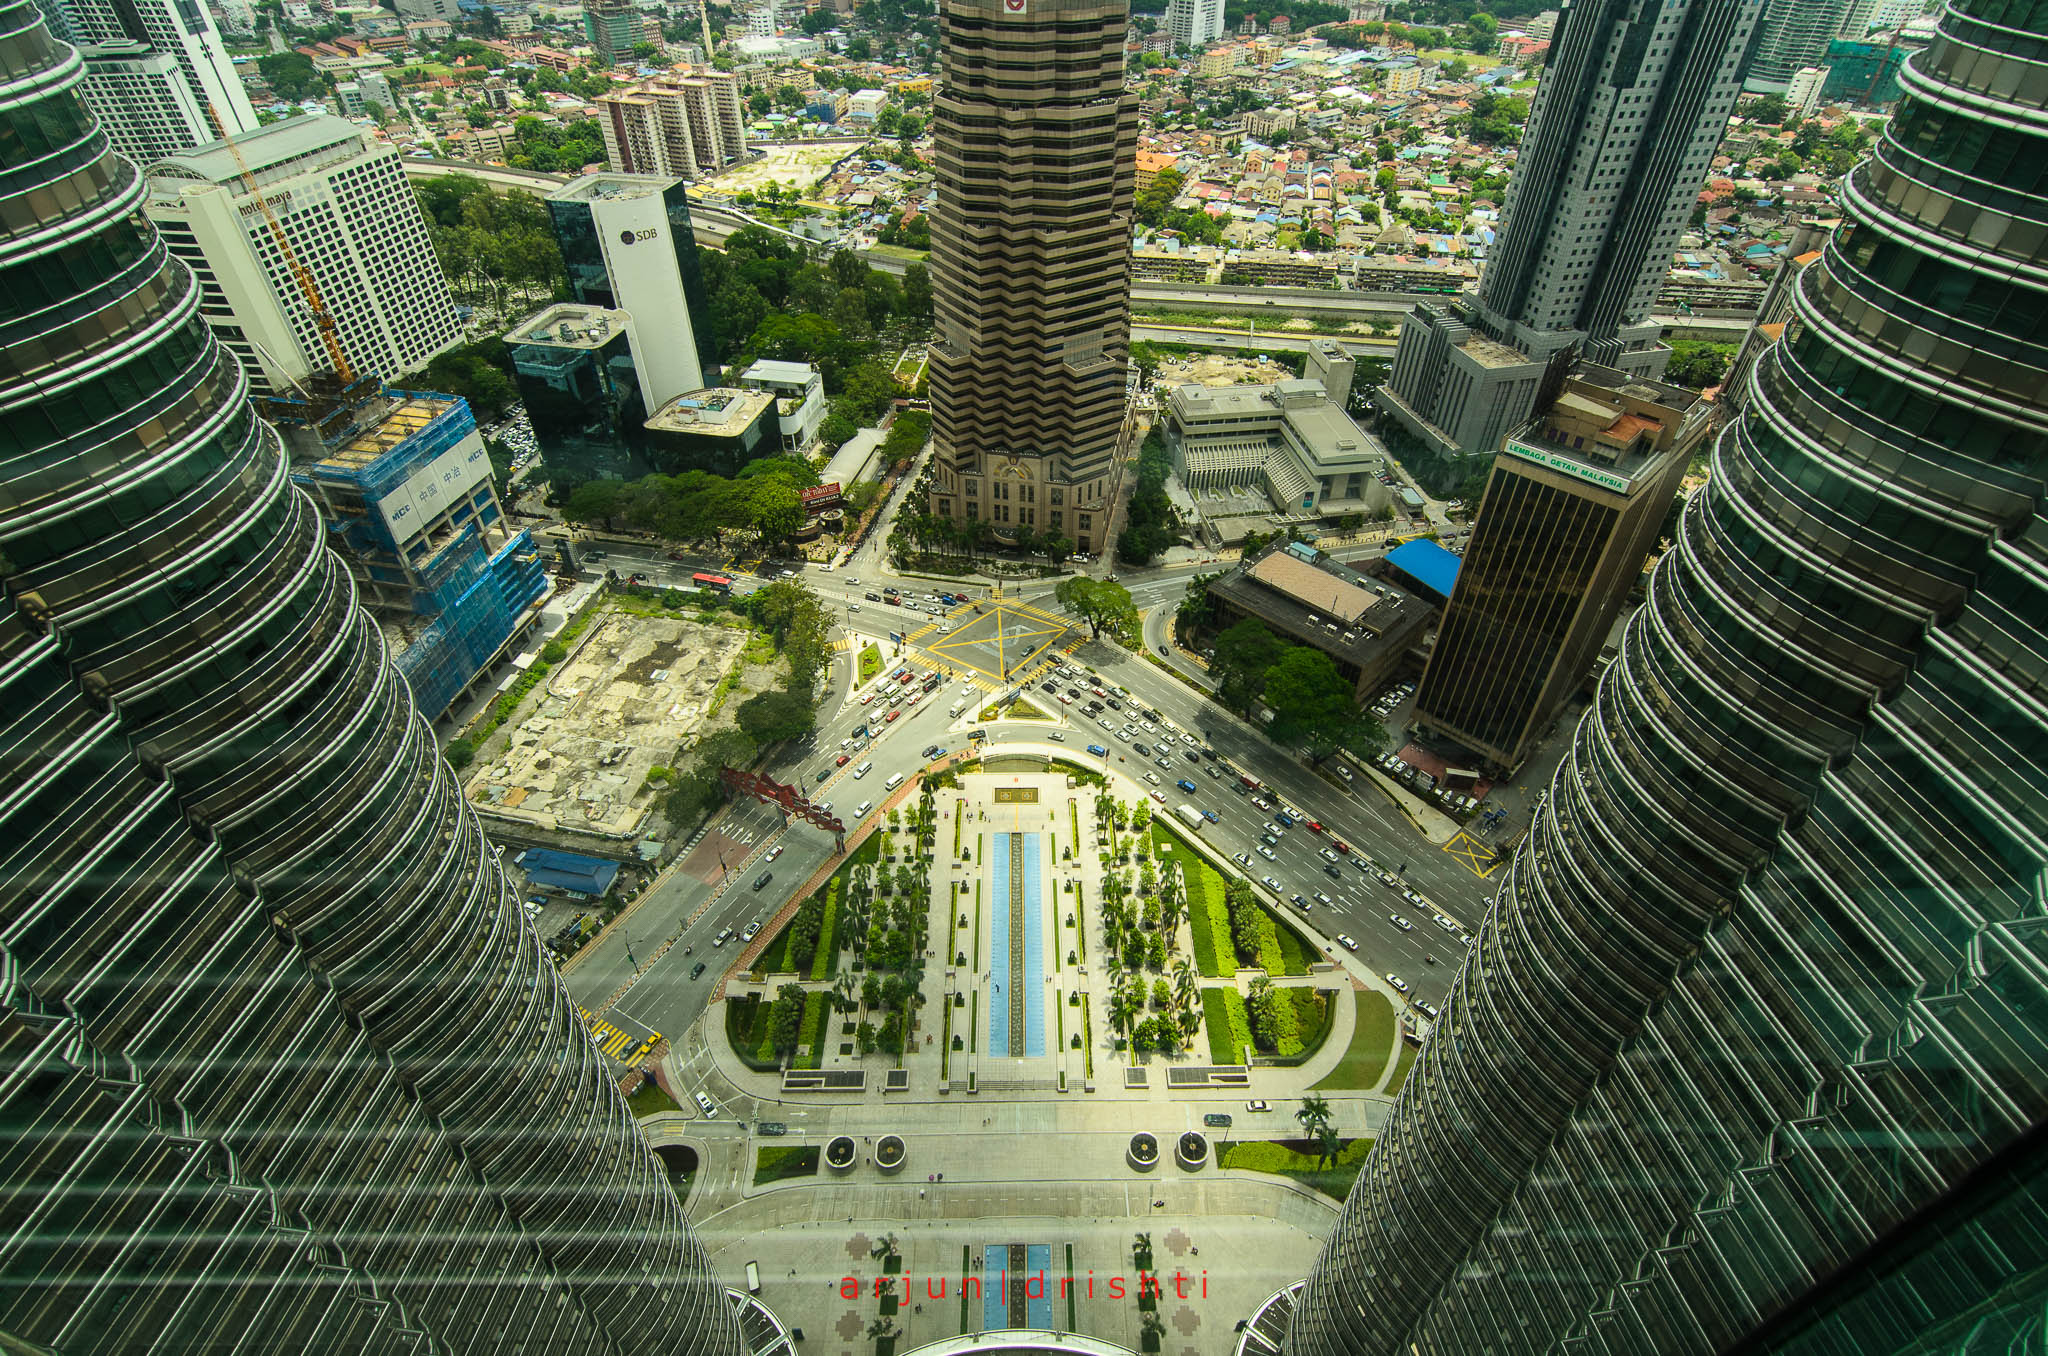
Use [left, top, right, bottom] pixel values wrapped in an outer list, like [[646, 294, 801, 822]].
[[845, 87, 889, 120], [739, 359, 826, 451]]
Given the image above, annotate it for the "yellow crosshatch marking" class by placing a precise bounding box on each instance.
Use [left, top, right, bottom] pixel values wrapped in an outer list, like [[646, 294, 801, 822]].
[[922, 601, 1071, 679], [1443, 830, 1503, 878]]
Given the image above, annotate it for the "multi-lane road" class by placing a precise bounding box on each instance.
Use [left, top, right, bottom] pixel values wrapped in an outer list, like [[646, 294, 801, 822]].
[[562, 533, 1496, 1054]]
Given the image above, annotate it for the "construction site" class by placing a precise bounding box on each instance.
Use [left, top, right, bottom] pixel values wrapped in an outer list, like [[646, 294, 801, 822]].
[[465, 613, 753, 839]]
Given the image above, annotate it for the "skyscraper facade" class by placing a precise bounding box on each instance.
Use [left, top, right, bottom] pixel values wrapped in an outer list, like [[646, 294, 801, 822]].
[[547, 173, 718, 399], [1379, 0, 1762, 456], [1745, 0, 1876, 91], [1409, 364, 1705, 775], [1288, 0, 2047, 1350], [1166, 0, 1223, 49], [0, 5, 748, 1350], [76, 37, 212, 162], [925, 0, 1137, 558], [36, 0, 257, 140], [143, 116, 462, 394]]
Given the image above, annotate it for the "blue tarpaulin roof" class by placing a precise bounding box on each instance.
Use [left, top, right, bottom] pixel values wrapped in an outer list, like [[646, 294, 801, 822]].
[[1386, 539, 1462, 602], [521, 848, 621, 896]]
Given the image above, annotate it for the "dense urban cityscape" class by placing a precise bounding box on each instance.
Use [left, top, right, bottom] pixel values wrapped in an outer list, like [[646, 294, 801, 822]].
[[2, 0, 2041, 1348]]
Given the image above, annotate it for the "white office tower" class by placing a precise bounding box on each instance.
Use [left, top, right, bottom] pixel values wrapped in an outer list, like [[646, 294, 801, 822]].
[[1787, 63, 1829, 113], [1166, 0, 1224, 48], [37, 0, 257, 136], [78, 39, 213, 161], [215, 0, 256, 31], [1745, 0, 1877, 91], [143, 116, 462, 394]]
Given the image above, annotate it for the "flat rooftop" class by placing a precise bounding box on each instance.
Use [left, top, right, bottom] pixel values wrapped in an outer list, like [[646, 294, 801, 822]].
[[1459, 334, 1530, 369], [507, 304, 630, 350], [1210, 546, 1432, 670], [547, 172, 680, 202], [644, 387, 775, 436]]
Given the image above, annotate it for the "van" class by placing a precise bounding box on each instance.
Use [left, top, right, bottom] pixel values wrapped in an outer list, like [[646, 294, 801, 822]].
[[949, 700, 966, 717], [885, 771, 905, 791], [854, 761, 873, 779], [745, 1261, 761, 1295], [854, 799, 873, 817]]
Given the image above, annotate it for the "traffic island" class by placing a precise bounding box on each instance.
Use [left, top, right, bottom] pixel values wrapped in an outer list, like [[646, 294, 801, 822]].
[[1175, 1130, 1210, 1171], [825, 1135, 856, 1174], [1127, 1132, 1159, 1172], [875, 1134, 906, 1175]]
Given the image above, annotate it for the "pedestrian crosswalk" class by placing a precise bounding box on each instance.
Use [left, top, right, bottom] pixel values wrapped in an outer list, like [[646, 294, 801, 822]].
[[574, 1004, 657, 1065]]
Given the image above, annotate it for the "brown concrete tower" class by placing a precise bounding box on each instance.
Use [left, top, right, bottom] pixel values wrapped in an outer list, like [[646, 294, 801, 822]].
[[926, 0, 1137, 557]]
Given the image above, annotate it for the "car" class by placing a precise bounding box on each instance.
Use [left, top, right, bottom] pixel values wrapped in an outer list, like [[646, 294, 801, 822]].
[[1143, 772, 1162, 785], [1203, 1113, 1233, 1128], [778, 569, 796, 579], [1099, 718, 1116, 732], [1380, 871, 1400, 887], [741, 921, 761, 941], [689, 961, 707, 979], [1150, 790, 1166, 804], [1273, 810, 1296, 828], [1433, 914, 1460, 932], [835, 753, 850, 767], [752, 872, 773, 891], [1049, 731, 1066, 742], [1415, 1000, 1442, 1021], [694, 1091, 719, 1117], [1267, 822, 1287, 837], [1177, 779, 1198, 793], [1290, 893, 1312, 911], [859, 692, 875, 705], [854, 761, 873, 778], [1320, 848, 1340, 864], [1389, 913, 1414, 930], [1184, 750, 1200, 763], [765, 845, 783, 862], [1058, 693, 1074, 705], [1233, 851, 1253, 866], [713, 927, 733, 946], [1252, 797, 1273, 812], [1155, 757, 1174, 771], [1202, 809, 1219, 823], [1105, 697, 1121, 710], [1087, 744, 1109, 757], [1335, 765, 1355, 783], [1262, 876, 1282, 892], [1206, 765, 1222, 779], [1257, 845, 1277, 861], [1133, 742, 1151, 757], [855, 799, 873, 817], [1041, 681, 1058, 693], [848, 603, 861, 613], [923, 744, 944, 759], [1385, 973, 1410, 993], [1402, 889, 1423, 906], [1337, 934, 1359, 952], [1331, 839, 1350, 854], [1246, 1099, 1270, 1113], [1313, 891, 1334, 906], [1115, 729, 1132, 742], [1323, 863, 1343, 880], [885, 709, 900, 723]]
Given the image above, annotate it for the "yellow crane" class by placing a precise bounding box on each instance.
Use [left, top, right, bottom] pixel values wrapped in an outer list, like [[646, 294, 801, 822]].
[[205, 103, 354, 384]]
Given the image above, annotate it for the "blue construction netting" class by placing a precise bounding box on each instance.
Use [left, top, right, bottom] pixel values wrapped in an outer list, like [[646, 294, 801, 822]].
[[396, 528, 548, 717]]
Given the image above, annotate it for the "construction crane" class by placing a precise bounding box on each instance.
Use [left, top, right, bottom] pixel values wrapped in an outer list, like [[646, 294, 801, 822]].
[[204, 103, 354, 384]]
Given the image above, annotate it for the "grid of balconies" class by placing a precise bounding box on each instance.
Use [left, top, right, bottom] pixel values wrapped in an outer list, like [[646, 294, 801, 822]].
[[1287, 2, 2048, 1352]]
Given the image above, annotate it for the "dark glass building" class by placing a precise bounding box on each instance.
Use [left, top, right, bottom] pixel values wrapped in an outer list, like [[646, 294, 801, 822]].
[[547, 174, 719, 395], [0, 4, 748, 1350], [1284, 0, 2048, 1351]]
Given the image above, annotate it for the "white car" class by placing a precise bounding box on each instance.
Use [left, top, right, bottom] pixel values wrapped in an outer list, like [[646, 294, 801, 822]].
[[1433, 914, 1459, 932], [1337, 934, 1359, 952], [1140, 720, 1156, 733], [1257, 845, 1277, 861], [1389, 914, 1413, 931], [1143, 772, 1162, 785], [1099, 717, 1116, 731], [1048, 731, 1066, 741], [1115, 729, 1132, 742], [1232, 851, 1253, 866], [1385, 973, 1410, 994], [1313, 891, 1333, 906], [1320, 848, 1340, 863], [741, 921, 761, 941], [694, 1091, 719, 1117], [765, 844, 784, 862]]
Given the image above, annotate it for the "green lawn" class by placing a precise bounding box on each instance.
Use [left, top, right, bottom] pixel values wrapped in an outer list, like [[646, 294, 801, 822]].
[[626, 1081, 679, 1116], [1216, 1137, 1374, 1200], [1312, 992, 1398, 1091], [1385, 1037, 1420, 1094], [1202, 987, 1252, 1064], [752, 1145, 821, 1186], [859, 642, 882, 683]]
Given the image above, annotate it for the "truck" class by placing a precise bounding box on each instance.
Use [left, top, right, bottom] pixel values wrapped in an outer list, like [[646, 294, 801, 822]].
[[1175, 804, 1205, 830]]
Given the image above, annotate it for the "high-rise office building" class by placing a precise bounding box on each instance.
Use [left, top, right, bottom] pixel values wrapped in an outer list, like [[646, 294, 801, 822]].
[[1786, 61, 1830, 112], [144, 116, 462, 394], [1165, 0, 1223, 48], [546, 173, 717, 396], [586, 0, 642, 63], [1409, 365, 1706, 776], [1283, 2, 2048, 1351], [595, 67, 751, 178], [0, 4, 751, 1350], [509, 302, 657, 478], [76, 37, 213, 161], [1378, 0, 1760, 457], [1745, 0, 1876, 91], [925, 0, 1137, 557], [37, 0, 258, 139]]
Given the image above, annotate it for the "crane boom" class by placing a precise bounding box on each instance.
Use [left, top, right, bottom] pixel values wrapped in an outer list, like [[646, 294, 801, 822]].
[[204, 104, 355, 384]]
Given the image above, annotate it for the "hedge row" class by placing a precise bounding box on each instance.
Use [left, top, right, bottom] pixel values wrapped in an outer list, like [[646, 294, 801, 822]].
[[1262, 987, 1339, 1066], [810, 881, 841, 982], [1202, 986, 1252, 1065], [796, 991, 829, 1070]]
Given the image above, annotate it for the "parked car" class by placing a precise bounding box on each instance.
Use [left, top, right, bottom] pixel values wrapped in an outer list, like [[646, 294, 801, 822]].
[[1337, 935, 1359, 952]]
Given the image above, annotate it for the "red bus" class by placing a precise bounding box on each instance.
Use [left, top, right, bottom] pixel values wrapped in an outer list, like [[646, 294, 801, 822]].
[[692, 572, 732, 594]]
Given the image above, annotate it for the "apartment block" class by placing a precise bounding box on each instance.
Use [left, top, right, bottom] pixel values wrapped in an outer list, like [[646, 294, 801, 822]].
[[143, 115, 461, 393], [596, 66, 750, 178]]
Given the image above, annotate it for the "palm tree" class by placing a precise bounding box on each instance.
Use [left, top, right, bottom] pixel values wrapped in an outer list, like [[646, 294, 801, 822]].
[[1296, 1094, 1334, 1140], [1172, 956, 1196, 1011]]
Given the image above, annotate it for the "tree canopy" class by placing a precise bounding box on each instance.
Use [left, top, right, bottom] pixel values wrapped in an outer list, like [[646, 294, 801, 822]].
[[1053, 577, 1137, 639]]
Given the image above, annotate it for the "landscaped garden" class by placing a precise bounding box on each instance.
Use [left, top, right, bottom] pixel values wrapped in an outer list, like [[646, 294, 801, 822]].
[[1313, 991, 1399, 1090], [752, 1144, 821, 1186], [1216, 1136, 1374, 1200]]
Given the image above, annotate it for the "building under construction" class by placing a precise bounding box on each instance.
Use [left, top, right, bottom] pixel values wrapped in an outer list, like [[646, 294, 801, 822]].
[[280, 382, 550, 720]]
